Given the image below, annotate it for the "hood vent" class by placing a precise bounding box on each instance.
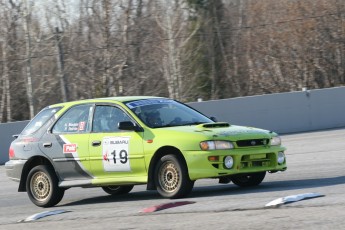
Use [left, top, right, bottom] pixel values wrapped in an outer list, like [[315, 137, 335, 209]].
[[201, 122, 230, 128]]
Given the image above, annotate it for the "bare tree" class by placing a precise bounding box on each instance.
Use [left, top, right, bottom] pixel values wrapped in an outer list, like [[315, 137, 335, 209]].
[[55, 26, 68, 102], [22, 0, 35, 118], [0, 4, 8, 122], [0, 0, 344, 120], [0, 41, 10, 122], [155, 0, 199, 100]]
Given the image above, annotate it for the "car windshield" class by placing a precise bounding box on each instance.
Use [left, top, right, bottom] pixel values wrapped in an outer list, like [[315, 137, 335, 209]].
[[125, 99, 213, 128]]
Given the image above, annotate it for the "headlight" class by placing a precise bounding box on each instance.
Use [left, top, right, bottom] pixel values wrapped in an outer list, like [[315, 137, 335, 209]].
[[271, 136, 281, 146], [200, 141, 234, 150]]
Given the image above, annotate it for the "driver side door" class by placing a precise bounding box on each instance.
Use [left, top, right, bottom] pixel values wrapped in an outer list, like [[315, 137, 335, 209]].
[[88, 104, 147, 184]]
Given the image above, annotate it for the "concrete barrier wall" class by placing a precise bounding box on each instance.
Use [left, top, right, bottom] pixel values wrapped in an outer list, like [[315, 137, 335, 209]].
[[0, 121, 29, 165], [189, 86, 345, 134], [1, 86, 345, 164]]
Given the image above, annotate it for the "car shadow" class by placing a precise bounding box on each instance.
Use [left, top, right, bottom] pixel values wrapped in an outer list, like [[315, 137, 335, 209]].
[[59, 190, 161, 207], [59, 175, 345, 207], [190, 175, 345, 198]]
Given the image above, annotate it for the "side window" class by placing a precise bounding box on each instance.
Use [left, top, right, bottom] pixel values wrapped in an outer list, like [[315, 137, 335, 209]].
[[92, 106, 131, 133], [52, 104, 93, 134]]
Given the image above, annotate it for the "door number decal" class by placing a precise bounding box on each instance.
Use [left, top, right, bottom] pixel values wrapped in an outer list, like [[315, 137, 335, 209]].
[[102, 137, 131, 172]]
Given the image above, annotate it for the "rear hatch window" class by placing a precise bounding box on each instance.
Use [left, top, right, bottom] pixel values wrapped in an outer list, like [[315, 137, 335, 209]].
[[21, 107, 62, 135]]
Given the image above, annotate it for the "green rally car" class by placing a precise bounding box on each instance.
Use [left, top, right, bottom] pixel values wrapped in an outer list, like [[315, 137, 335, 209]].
[[5, 96, 287, 207]]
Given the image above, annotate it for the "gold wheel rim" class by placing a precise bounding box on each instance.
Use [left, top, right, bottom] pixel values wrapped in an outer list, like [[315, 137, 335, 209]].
[[30, 171, 51, 202], [158, 161, 180, 193]]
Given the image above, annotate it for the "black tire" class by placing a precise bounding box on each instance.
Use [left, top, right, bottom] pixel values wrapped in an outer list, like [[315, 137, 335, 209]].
[[154, 154, 194, 199], [102, 185, 134, 195], [230, 172, 266, 187], [26, 165, 64, 207]]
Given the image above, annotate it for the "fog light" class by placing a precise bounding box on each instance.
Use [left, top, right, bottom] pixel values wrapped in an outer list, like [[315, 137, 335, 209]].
[[277, 152, 285, 164], [224, 156, 234, 169]]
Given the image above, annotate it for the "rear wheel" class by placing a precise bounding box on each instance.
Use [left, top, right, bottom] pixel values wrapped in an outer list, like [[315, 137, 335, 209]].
[[230, 172, 266, 187], [26, 165, 64, 207], [154, 154, 194, 198], [102, 185, 134, 195]]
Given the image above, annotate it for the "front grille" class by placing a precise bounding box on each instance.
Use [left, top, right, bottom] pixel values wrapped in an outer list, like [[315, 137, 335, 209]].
[[240, 153, 273, 169], [209, 153, 274, 170], [236, 139, 269, 147]]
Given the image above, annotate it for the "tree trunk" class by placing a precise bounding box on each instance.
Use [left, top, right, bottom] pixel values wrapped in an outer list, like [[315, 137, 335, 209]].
[[212, 2, 240, 96], [102, 0, 114, 96], [55, 27, 68, 102], [22, 0, 35, 118]]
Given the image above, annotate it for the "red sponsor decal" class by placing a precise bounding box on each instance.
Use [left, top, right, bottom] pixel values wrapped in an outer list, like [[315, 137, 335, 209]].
[[78, 121, 86, 131], [103, 152, 109, 161], [63, 144, 77, 153], [20, 137, 38, 143]]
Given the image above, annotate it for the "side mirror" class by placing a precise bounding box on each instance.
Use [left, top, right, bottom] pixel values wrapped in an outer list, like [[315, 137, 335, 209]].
[[210, 116, 218, 122], [118, 121, 143, 132]]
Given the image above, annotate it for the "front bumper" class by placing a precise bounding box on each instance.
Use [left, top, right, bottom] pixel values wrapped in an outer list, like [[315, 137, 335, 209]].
[[184, 146, 287, 180], [5, 160, 27, 182]]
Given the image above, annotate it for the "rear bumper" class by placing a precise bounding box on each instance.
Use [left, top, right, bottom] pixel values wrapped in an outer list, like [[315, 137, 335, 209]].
[[5, 160, 27, 182]]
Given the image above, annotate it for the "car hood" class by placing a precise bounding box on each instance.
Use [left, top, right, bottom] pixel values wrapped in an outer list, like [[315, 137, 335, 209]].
[[156, 122, 273, 141]]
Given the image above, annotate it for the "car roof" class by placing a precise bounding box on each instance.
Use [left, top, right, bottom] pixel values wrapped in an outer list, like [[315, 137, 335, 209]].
[[49, 96, 165, 108], [98, 96, 164, 103]]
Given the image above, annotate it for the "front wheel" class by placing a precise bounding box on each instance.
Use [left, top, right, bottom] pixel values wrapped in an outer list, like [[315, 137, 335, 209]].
[[102, 185, 134, 195], [230, 172, 266, 187], [154, 154, 194, 199], [26, 165, 65, 207]]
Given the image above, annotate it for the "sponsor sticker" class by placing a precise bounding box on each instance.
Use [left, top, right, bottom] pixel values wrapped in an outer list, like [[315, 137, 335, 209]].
[[64, 123, 79, 132], [126, 99, 174, 109], [63, 144, 77, 154], [78, 121, 86, 131]]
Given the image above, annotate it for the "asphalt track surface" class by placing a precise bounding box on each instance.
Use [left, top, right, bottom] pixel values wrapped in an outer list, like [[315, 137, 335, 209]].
[[0, 128, 344, 229]]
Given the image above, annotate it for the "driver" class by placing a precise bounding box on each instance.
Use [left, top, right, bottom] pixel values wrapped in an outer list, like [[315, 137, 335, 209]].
[[145, 111, 163, 127]]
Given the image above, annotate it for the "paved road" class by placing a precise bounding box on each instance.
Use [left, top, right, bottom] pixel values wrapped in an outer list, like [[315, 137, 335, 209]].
[[1, 128, 345, 230]]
